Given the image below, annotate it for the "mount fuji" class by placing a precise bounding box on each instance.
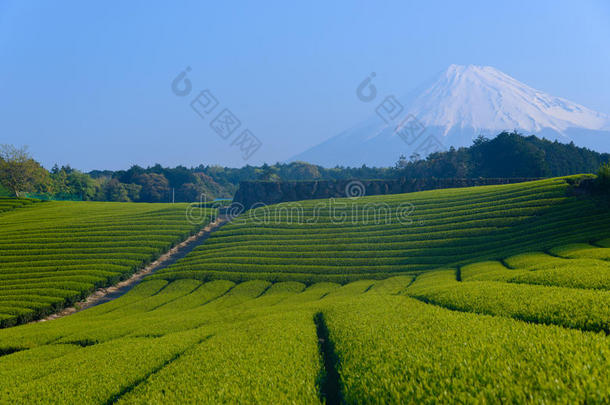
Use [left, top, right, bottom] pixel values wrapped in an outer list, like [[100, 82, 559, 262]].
[[291, 65, 610, 167]]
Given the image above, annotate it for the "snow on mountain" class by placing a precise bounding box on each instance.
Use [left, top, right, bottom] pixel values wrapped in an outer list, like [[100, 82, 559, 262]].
[[291, 65, 610, 167], [413, 65, 608, 134]]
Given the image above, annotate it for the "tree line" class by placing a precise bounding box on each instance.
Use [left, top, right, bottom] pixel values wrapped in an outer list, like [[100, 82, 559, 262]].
[[395, 132, 610, 178], [1, 132, 608, 202]]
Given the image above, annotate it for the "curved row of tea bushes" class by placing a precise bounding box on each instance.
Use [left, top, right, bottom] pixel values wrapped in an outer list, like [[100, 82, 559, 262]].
[[0, 201, 214, 327], [0, 197, 41, 213], [153, 177, 610, 283], [0, 275, 608, 402]]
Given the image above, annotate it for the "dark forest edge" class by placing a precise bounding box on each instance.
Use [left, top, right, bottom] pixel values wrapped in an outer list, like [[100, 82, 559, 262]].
[[1, 131, 609, 202]]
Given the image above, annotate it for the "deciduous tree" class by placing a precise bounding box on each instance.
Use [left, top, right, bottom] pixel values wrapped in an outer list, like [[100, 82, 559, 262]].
[[0, 145, 48, 197]]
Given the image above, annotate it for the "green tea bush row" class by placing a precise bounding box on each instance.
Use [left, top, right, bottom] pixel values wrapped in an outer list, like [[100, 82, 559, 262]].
[[407, 269, 610, 333], [152, 177, 610, 284], [0, 275, 608, 402], [0, 201, 214, 327], [323, 292, 610, 403]]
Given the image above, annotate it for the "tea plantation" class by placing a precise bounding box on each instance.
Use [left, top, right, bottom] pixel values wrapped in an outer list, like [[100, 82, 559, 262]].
[[0, 176, 609, 403], [0, 197, 40, 213], [0, 201, 213, 327], [152, 176, 610, 283], [0, 263, 608, 402]]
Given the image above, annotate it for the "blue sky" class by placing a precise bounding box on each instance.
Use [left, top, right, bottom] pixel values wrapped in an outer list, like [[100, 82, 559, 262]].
[[1, 0, 609, 170]]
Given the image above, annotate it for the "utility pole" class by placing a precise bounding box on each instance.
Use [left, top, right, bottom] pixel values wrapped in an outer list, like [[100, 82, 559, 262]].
[[172, 188, 175, 204]]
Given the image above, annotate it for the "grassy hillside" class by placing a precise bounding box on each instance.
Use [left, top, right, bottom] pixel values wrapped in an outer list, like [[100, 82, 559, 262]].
[[152, 176, 610, 284], [0, 201, 214, 327]]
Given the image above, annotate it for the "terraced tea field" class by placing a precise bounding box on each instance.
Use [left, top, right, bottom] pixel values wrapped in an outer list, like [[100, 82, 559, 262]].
[[0, 176, 609, 403], [0, 201, 213, 327], [0, 258, 609, 403], [0, 197, 40, 213], [153, 176, 610, 283]]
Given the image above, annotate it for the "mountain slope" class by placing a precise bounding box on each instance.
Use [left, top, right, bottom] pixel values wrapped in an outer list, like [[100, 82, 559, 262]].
[[292, 65, 610, 167]]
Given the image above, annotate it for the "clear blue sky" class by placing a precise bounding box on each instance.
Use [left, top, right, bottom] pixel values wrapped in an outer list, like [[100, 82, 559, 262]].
[[1, 0, 609, 170]]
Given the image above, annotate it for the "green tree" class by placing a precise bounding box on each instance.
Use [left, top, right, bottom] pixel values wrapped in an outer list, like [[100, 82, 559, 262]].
[[102, 179, 130, 202], [596, 163, 610, 193], [133, 173, 170, 202], [123, 183, 142, 201], [50, 165, 70, 195], [395, 154, 408, 168], [0, 145, 49, 197], [67, 170, 97, 200], [258, 164, 280, 181]]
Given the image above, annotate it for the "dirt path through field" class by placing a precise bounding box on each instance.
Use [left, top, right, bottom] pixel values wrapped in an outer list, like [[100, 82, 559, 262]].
[[34, 215, 230, 323]]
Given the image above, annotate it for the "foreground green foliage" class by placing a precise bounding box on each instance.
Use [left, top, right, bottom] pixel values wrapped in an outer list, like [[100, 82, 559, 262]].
[[408, 268, 610, 333], [0, 201, 213, 327], [0, 272, 608, 403], [326, 293, 610, 403]]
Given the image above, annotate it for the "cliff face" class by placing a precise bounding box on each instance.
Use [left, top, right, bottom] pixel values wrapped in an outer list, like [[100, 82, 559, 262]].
[[232, 178, 538, 209]]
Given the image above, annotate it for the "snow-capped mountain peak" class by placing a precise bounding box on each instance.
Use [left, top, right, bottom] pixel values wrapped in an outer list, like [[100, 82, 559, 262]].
[[290, 65, 610, 167], [412, 64, 609, 135]]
